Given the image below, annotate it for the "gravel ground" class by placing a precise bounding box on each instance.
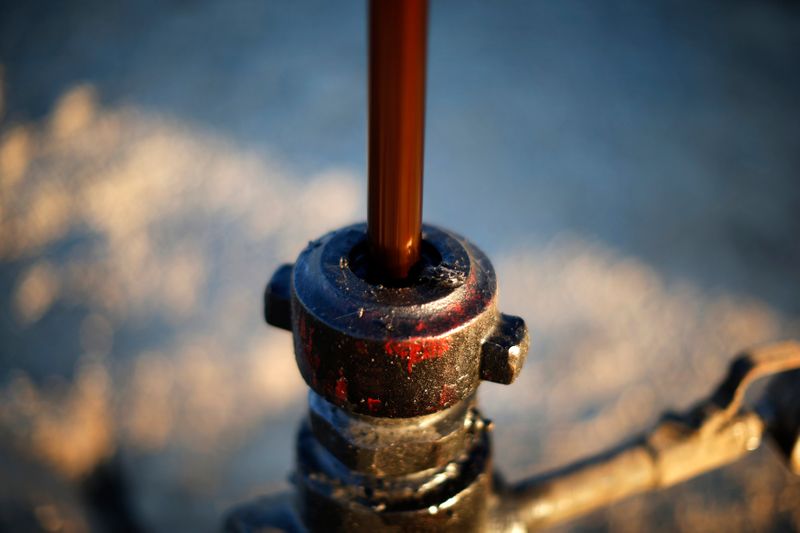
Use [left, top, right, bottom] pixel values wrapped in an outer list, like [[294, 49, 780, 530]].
[[1, 1, 799, 531]]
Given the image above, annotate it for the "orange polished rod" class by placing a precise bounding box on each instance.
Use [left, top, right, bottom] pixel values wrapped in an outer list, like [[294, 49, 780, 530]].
[[367, 0, 428, 280]]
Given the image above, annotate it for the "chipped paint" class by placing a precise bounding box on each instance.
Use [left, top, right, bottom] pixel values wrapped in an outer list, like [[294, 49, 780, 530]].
[[335, 370, 348, 403], [367, 397, 382, 412], [385, 338, 450, 374]]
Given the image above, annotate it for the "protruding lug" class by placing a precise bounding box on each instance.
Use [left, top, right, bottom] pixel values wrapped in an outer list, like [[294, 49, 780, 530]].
[[480, 313, 529, 384], [264, 264, 293, 331]]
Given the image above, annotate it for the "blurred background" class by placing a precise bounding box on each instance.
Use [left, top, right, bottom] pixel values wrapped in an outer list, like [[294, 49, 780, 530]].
[[1, 0, 799, 531]]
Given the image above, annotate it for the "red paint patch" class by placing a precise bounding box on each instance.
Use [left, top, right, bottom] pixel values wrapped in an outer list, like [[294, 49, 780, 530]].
[[367, 397, 382, 413], [335, 373, 348, 403], [384, 338, 450, 374]]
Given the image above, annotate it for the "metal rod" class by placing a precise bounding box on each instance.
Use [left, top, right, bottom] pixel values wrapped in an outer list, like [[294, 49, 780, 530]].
[[367, 0, 428, 280]]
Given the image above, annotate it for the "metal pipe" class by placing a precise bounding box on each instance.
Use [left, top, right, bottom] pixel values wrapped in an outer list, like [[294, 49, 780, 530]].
[[496, 412, 764, 531], [493, 341, 800, 531], [497, 443, 658, 530], [367, 0, 428, 280]]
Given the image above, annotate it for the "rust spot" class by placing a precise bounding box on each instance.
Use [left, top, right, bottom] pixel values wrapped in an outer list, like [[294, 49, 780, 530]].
[[367, 397, 382, 412], [385, 338, 450, 374]]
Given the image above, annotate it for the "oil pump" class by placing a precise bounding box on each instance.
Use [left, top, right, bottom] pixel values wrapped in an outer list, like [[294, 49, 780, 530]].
[[225, 2, 800, 530]]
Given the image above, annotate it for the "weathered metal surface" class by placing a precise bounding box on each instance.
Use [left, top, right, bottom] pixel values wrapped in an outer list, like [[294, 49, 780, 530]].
[[266, 223, 527, 419], [295, 415, 493, 532], [307, 391, 483, 477]]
